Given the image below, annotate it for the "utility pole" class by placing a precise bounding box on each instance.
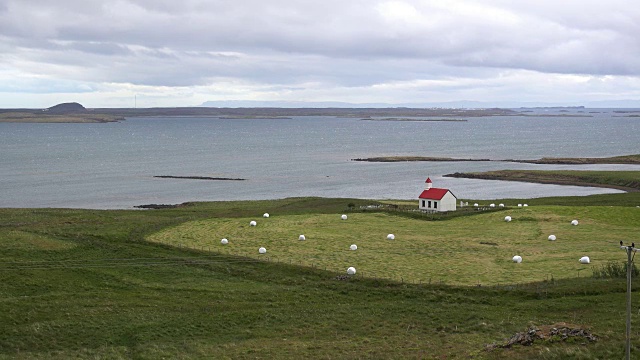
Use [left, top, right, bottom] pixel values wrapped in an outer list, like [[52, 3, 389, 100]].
[[621, 241, 636, 360]]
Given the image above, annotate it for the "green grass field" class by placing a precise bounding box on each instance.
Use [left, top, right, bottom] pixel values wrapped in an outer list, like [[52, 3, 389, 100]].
[[1, 194, 640, 359], [147, 205, 640, 286]]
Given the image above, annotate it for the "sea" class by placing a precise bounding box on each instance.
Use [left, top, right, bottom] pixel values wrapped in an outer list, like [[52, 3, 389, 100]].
[[1, 108, 639, 209]]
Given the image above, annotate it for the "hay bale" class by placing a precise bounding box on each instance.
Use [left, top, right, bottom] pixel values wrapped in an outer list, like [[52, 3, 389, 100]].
[[499, 203, 505, 207], [259, 247, 266, 254], [512, 255, 522, 263], [250, 220, 257, 226], [298, 234, 306, 241], [221, 238, 229, 245], [350, 244, 358, 251], [263, 213, 269, 218], [387, 234, 395, 240], [518, 204, 522, 207], [505, 216, 512, 222], [523, 204, 529, 207], [474, 203, 479, 207], [548, 235, 556, 241], [490, 203, 495, 208], [571, 220, 579, 226], [347, 267, 356, 275], [579, 256, 590, 264], [341, 214, 348, 220]]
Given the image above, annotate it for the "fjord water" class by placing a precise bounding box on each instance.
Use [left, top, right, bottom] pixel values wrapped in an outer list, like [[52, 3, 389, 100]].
[[1, 110, 639, 209]]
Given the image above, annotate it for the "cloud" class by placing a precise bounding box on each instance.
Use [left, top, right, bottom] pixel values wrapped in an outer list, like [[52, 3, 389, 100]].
[[0, 0, 639, 107]]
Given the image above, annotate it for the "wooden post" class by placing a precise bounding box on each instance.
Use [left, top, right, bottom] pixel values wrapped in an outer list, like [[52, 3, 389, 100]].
[[626, 246, 632, 360]]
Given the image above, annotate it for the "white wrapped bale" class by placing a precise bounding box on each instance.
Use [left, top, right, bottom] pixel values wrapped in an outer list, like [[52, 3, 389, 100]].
[[489, 203, 495, 208], [387, 234, 395, 240], [341, 214, 348, 220], [298, 234, 306, 241], [499, 203, 505, 207], [548, 235, 556, 241], [259, 247, 266, 254], [571, 220, 579, 226], [350, 244, 358, 251], [347, 267, 356, 275], [579, 256, 590, 264], [512, 255, 522, 263], [474, 203, 479, 207], [250, 220, 257, 226], [518, 204, 522, 207], [524, 204, 528, 207], [221, 238, 229, 245], [263, 213, 270, 218], [504, 216, 512, 222]]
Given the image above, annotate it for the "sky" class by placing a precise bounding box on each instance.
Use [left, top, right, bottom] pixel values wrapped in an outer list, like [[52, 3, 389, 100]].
[[1, 0, 640, 108]]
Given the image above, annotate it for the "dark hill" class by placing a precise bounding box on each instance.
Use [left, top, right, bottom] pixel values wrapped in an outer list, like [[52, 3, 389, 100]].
[[46, 102, 86, 114]]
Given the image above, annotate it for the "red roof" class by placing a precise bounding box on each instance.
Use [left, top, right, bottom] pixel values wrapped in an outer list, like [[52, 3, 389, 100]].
[[418, 188, 455, 200], [425, 177, 432, 183]]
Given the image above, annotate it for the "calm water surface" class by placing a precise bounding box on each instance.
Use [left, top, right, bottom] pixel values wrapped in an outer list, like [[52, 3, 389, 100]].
[[1, 109, 639, 208]]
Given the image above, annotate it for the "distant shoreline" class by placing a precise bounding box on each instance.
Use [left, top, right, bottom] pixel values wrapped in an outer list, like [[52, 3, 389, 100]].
[[352, 154, 640, 165]]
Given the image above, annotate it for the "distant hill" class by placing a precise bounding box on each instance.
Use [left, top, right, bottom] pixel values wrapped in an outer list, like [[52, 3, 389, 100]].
[[46, 102, 87, 114]]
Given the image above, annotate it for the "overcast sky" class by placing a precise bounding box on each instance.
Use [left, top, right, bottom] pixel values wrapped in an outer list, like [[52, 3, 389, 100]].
[[1, 0, 639, 108]]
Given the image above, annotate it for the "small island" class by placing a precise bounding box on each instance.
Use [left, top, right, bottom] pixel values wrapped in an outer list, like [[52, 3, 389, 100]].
[[154, 176, 246, 181], [0, 102, 124, 123], [352, 154, 640, 165], [352, 156, 491, 162], [360, 117, 468, 122], [216, 116, 292, 120]]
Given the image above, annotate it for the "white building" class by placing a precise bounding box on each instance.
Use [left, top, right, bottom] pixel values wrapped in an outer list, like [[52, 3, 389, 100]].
[[418, 177, 457, 212]]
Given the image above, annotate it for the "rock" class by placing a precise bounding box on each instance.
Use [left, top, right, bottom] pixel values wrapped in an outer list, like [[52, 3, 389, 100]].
[[486, 323, 597, 351]]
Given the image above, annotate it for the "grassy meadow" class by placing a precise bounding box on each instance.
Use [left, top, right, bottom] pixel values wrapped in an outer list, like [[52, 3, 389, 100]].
[[147, 205, 640, 285], [1, 193, 640, 358]]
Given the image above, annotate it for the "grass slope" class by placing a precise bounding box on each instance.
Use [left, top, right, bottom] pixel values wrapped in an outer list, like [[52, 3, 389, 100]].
[[0, 197, 639, 359], [147, 206, 640, 285]]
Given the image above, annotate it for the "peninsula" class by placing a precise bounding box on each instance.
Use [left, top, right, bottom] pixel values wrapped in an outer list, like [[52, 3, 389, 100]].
[[444, 170, 640, 192], [352, 154, 640, 165]]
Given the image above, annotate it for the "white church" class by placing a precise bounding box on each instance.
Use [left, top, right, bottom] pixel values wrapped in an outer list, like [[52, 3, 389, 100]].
[[418, 177, 457, 212]]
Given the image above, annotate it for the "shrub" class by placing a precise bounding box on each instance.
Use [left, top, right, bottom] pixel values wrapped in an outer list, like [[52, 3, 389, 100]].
[[592, 261, 639, 278]]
